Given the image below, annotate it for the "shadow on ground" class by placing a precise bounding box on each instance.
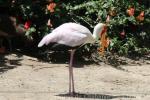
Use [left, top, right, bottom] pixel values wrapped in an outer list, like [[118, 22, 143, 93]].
[[12, 48, 150, 70], [0, 52, 23, 74], [31, 50, 97, 68], [57, 92, 135, 99]]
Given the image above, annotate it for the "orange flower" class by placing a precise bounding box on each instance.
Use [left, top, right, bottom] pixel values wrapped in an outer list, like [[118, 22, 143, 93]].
[[127, 7, 135, 16], [47, 2, 56, 13], [136, 11, 144, 21]]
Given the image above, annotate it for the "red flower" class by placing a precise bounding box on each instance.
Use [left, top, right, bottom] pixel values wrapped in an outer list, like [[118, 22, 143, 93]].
[[24, 20, 31, 29]]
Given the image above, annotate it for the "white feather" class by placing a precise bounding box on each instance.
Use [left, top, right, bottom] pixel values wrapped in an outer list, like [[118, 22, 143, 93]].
[[38, 34, 49, 47], [38, 22, 105, 47]]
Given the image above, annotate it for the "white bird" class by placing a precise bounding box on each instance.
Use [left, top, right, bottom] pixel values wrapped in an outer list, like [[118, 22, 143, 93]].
[[38, 22, 106, 95]]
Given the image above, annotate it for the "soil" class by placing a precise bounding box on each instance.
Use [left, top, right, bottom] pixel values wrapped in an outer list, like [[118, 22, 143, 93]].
[[0, 52, 150, 100]]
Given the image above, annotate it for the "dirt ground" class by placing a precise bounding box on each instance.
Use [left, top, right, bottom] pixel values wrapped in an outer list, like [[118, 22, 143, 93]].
[[0, 52, 150, 100]]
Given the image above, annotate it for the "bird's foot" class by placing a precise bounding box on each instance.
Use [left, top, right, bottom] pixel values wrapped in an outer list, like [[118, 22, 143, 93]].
[[68, 91, 76, 96]]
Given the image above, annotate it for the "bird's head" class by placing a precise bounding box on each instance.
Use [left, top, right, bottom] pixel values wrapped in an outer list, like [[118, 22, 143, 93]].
[[93, 23, 106, 40]]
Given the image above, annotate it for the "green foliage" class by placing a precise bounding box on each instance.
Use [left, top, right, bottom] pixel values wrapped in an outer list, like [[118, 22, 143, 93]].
[[0, 0, 149, 57], [65, 0, 150, 55]]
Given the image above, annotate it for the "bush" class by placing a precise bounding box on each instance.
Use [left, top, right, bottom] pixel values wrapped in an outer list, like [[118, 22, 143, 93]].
[[0, 0, 149, 57], [66, 0, 150, 56]]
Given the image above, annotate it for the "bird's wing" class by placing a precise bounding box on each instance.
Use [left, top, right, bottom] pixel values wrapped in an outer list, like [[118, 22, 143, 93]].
[[53, 23, 95, 43], [39, 30, 88, 47], [38, 34, 49, 47], [59, 32, 87, 47], [38, 23, 95, 47], [53, 23, 92, 35]]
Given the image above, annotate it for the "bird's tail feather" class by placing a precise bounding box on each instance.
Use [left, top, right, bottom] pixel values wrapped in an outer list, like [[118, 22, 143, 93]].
[[38, 36, 47, 47]]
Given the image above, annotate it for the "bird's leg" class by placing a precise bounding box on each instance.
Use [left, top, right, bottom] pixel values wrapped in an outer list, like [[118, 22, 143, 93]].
[[69, 59, 72, 94], [69, 49, 76, 95], [71, 49, 76, 94]]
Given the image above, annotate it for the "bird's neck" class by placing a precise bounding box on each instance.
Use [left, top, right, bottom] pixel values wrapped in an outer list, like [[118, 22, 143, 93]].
[[93, 28, 99, 40], [92, 25, 104, 41]]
